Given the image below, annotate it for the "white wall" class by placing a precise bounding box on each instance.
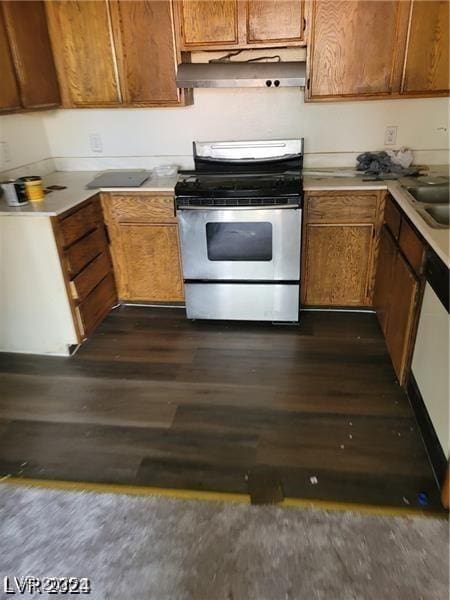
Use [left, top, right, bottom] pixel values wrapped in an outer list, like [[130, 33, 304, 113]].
[[0, 113, 53, 176], [41, 90, 450, 170], [1, 91, 449, 174]]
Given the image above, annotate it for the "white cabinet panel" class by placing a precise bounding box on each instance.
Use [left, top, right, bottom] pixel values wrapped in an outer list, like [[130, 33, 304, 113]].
[[412, 283, 450, 456], [0, 216, 78, 355]]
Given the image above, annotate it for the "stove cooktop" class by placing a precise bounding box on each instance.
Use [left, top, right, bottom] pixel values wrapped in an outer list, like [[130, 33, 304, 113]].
[[175, 172, 302, 203]]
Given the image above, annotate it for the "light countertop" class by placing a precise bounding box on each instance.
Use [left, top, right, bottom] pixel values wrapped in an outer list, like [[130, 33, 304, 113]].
[[0, 171, 178, 218], [1, 168, 448, 267]]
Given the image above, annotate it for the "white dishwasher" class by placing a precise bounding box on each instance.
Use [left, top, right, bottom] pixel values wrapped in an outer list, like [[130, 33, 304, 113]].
[[412, 282, 450, 457]]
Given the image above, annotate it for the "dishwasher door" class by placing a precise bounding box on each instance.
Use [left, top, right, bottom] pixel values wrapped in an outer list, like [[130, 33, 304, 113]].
[[412, 283, 450, 456]]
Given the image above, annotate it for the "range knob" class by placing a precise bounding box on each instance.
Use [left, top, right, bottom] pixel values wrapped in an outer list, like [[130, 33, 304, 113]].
[[265, 80, 272, 87]]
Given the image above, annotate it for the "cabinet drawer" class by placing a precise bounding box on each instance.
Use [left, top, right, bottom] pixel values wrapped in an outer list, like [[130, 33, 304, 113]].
[[76, 273, 116, 336], [399, 218, 425, 275], [59, 199, 103, 247], [64, 227, 107, 276], [306, 194, 378, 223], [69, 251, 112, 302], [384, 196, 401, 239], [108, 194, 176, 223]]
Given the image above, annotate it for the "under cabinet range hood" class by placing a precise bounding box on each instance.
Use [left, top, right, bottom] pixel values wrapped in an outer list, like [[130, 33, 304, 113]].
[[176, 61, 306, 88]]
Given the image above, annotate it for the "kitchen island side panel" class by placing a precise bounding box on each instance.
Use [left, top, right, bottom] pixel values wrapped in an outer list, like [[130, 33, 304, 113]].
[[0, 215, 78, 355]]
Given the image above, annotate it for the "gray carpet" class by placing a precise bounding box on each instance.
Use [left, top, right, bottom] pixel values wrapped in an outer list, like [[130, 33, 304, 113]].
[[0, 484, 448, 600]]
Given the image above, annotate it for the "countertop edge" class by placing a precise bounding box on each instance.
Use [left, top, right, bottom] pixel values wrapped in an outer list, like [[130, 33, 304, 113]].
[[1, 171, 448, 268], [387, 182, 450, 268]]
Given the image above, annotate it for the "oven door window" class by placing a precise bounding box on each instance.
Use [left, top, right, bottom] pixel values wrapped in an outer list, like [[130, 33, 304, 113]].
[[206, 222, 272, 261]]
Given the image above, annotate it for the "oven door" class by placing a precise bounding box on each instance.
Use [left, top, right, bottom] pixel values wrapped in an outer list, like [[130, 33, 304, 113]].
[[177, 206, 301, 281]]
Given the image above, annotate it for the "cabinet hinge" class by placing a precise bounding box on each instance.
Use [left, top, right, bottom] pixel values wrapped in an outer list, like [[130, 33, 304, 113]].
[[306, 78, 310, 90], [303, 17, 306, 32]]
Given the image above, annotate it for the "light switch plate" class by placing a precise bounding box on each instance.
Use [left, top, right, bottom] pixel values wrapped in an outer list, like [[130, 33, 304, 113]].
[[384, 126, 398, 146], [89, 133, 103, 153]]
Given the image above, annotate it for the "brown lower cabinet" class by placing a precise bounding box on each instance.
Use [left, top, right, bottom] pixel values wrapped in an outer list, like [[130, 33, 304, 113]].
[[52, 195, 117, 341], [101, 193, 184, 303], [443, 465, 450, 509], [374, 196, 425, 384], [301, 191, 385, 307]]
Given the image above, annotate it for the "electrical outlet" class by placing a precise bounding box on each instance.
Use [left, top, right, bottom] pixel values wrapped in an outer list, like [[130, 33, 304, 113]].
[[89, 133, 103, 153], [0, 141, 11, 164], [384, 126, 398, 146]]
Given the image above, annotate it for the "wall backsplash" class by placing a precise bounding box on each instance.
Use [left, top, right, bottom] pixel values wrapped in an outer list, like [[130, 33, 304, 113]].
[[1, 90, 449, 175], [0, 113, 52, 175]]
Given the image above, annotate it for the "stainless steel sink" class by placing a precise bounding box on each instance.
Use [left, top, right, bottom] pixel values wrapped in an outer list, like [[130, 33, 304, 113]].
[[407, 185, 449, 204], [423, 205, 450, 227], [402, 182, 450, 229]]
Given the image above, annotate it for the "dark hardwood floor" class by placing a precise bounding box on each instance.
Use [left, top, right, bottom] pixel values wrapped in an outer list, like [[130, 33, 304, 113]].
[[0, 306, 442, 510]]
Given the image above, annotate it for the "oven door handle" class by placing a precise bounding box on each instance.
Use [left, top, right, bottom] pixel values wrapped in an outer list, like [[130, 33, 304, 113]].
[[176, 204, 300, 211]]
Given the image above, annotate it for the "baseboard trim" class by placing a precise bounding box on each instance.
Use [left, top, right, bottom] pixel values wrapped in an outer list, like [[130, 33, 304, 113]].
[[406, 374, 447, 488]]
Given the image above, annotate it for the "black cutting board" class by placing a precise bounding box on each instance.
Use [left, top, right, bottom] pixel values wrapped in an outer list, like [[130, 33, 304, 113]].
[[87, 171, 150, 189]]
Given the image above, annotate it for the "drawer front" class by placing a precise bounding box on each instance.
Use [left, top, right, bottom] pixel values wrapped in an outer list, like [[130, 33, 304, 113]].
[[64, 227, 107, 276], [59, 199, 103, 247], [399, 218, 425, 275], [384, 196, 401, 239], [69, 251, 112, 302], [306, 194, 378, 223], [108, 194, 176, 223], [76, 272, 116, 336]]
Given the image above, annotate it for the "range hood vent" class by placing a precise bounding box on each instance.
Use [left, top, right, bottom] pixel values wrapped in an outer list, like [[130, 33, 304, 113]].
[[176, 61, 306, 88]]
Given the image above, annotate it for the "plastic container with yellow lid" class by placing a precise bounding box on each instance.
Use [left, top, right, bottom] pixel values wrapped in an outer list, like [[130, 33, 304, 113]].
[[18, 176, 45, 202]]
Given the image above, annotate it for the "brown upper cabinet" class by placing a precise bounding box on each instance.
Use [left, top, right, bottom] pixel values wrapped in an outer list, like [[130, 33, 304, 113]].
[[45, 1, 121, 107], [306, 0, 449, 101], [45, 0, 191, 108], [175, 0, 305, 50], [401, 0, 449, 95], [0, 10, 21, 113], [110, 1, 181, 105], [0, 1, 60, 112]]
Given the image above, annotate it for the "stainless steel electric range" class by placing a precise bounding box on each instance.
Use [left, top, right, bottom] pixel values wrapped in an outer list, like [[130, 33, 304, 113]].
[[175, 139, 303, 322]]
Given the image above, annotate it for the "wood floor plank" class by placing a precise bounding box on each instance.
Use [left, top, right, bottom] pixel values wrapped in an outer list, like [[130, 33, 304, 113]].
[[0, 306, 442, 510], [0, 373, 177, 428]]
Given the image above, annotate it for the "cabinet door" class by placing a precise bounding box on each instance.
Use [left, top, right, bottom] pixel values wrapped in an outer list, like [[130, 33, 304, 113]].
[[302, 224, 374, 306], [374, 225, 396, 336], [308, 0, 408, 99], [117, 224, 184, 302], [0, 10, 20, 112], [177, 0, 239, 49], [111, 0, 180, 105], [401, 0, 449, 94], [246, 0, 304, 45], [385, 251, 419, 383], [2, 1, 60, 109], [45, 0, 121, 106]]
